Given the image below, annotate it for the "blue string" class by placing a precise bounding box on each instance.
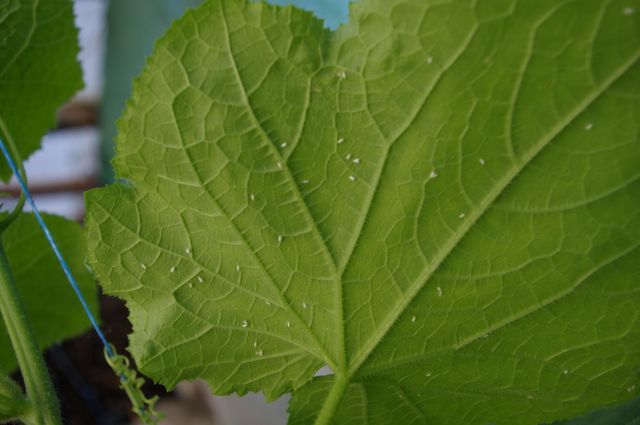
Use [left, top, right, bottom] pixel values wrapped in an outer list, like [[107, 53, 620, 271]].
[[0, 137, 114, 358]]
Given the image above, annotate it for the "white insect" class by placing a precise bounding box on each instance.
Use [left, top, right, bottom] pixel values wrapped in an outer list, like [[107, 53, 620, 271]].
[[197, 276, 203, 283], [280, 142, 288, 148], [241, 320, 249, 328], [411, 316, 416, 323], [286, 321, 291, 327], [459, 213, 465, 219], [353, 158, 360, 164], [185, 247, 191, 255], [563, 369, 569, 375], [585, 122, 593, 130], [265, 301, 271, 306], [170, 266, 176, 273], [140, 263, 147, 270], [302, 179, 310, 184], [302, 302, 308, 309], [337, 138, 344, 144], [278, 235, 283, 244], [436, 286, 443, 297], [628, 385, 636, 392], [250, 193, 255, 201], [277, 162, 283, 169], [236, 265, 241, 272], [253, 341, 258, 348], [346, 153, 352, 160], [336, 70, 347, 79], [188, 283, 193, 288], [623, 7, 635, 15], [427, 56, 433, 64], [478, 158, 485, 166], [349, 175, 356, 182], [256, 350, 264, 356], [429, 170, 438, 179]]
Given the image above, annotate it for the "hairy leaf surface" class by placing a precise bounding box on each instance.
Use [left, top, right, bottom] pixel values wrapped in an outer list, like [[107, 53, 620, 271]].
[[85, 0, 640, 423], [0, 214, 98, 374], [0, 0, 82, 180]]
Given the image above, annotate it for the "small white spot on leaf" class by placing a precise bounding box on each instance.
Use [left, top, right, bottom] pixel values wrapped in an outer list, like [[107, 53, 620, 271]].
[[623, 7, 635, 15], [197, 276, 203, 283], [256, 349, 263, 356], [336, 70, 347, 79], [241, 320, 249, 328], [302, 302, 308, 309], [349, 175, 356, 182], [429, 170, 438, 179], [479, 158, 485, 166], [170, 266, 176, 273], [411, 316, 416, 323], [337, 138, 344, 144], [436, 286, 443, 297], [585, 122, 593, 130]]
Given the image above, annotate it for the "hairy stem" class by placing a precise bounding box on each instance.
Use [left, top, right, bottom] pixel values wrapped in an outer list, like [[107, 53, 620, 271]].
[[0, 242, 61, 425], [314, 373, 349, 425]]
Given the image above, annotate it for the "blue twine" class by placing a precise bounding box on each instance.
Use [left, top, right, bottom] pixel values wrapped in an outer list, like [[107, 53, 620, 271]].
[[0, 137, 114, 358]]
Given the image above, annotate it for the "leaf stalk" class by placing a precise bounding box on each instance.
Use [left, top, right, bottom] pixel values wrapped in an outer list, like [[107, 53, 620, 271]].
[[0, 242, 61, 425], [314, 373, 350, 425]]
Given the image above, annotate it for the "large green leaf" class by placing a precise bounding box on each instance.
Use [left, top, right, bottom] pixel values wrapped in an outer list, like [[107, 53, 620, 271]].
[[0, 0, 82, 180], [0, 213, 99, 374], [85, 0, 640, 423]]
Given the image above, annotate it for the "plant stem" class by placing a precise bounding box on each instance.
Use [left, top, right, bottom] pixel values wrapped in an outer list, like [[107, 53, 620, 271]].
[[314, 373, 349, 425], [0, 242, 61, 425]]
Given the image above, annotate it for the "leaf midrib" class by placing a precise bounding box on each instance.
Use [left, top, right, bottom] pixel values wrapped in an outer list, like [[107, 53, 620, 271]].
[[346, 47, 640, 376]]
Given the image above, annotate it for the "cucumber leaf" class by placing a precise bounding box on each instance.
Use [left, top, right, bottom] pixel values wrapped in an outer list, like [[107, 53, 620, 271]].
[[0, 0, 82, 180], [0, 213, 99, 374], [85, 0, 640, 423]]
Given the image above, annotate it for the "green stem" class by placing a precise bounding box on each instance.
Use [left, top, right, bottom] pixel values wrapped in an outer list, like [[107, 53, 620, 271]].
[[314, 373, 349, 425], [0, 242, 61, 425]]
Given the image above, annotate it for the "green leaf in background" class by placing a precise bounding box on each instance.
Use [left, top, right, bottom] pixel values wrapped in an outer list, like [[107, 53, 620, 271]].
[[0, 0, 82, 180], [85, 0, 640, 423], [0, 213, 98, 374]]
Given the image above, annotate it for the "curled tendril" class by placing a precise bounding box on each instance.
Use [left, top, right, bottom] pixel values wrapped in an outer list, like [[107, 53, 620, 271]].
[[103, 344, 163, 424]]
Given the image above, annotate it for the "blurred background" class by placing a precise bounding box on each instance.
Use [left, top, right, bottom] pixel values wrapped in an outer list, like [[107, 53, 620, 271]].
[[1, 1, 348, 424]]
